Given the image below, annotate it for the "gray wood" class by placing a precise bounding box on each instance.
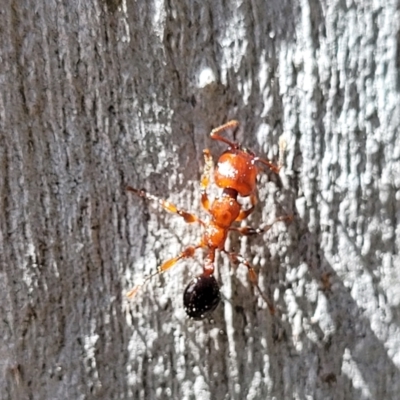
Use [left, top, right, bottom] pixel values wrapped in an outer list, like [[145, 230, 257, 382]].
[[1, 0, 399, 399]]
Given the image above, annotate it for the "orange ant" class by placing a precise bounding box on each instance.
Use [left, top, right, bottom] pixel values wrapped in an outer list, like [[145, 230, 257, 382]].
[[127, 120, 291, 319]]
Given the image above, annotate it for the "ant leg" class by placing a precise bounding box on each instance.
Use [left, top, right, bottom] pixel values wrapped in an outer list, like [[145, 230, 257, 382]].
[[235, 193, 257, 221], [200, 149, 214, 211], [127, 186, 204, 225], [127, 245, 201, 298], [230, 215, 293, 236], [225, 252, 275, 314], [210, 120, 239, 147]]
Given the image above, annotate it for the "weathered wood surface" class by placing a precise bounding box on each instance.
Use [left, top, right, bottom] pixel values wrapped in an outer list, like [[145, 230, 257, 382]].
[[1, 1, 399, 399]]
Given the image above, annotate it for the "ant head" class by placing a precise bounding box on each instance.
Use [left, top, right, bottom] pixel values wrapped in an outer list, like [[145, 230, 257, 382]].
[[183, 273, 220, 320]]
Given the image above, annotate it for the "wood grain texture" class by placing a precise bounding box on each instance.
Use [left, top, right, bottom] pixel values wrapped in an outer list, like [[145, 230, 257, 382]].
[[1, 0, 399, 399]]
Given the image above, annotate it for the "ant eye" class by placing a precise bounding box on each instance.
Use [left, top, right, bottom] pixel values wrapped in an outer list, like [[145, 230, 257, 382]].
[[183, 274, 220, 320]]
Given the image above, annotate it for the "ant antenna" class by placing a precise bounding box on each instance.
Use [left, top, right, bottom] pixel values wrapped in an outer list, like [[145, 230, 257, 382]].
[[210, 120, 239, 148]]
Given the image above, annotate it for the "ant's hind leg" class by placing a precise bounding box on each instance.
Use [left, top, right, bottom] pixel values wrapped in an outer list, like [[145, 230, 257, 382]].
[[127, 186, 203, 225], [230, 215, 293, 236], [226, 252, 275, 314], [127, 245, 200, 299], [200, 149, 214, 211]]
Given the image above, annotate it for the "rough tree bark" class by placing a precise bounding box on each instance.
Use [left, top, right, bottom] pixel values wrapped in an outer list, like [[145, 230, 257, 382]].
[[1, 0, 399, 399]]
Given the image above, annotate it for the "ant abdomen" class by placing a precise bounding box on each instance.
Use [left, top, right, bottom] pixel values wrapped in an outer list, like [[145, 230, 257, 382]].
[[183, 274, 220, 320]]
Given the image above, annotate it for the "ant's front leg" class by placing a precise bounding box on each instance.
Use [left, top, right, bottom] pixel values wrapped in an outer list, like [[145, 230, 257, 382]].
[[230, 215, 293, 236], [127, 186, 204, 225]]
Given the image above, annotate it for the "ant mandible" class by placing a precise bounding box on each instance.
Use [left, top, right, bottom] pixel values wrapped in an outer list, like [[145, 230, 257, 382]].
[[127, 120, 291, 320]]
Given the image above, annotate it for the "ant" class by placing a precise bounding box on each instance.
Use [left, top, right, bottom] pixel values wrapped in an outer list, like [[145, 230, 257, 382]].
[[126, 120, 291, 320]]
